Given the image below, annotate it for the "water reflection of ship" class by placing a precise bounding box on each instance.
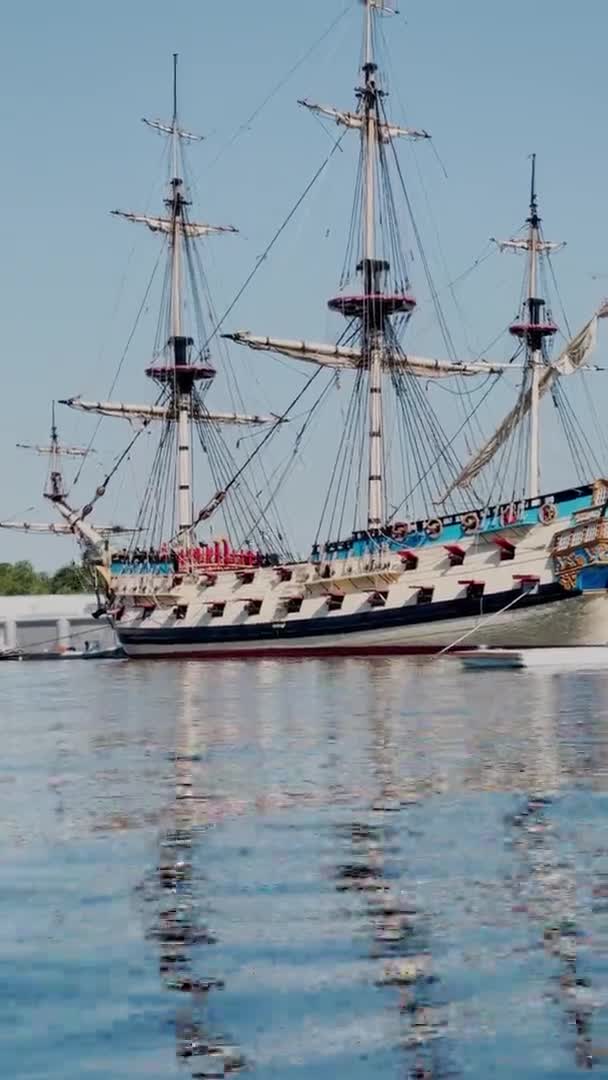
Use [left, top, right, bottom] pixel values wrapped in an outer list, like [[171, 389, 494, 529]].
[[319, 657, 572, 802], [139, 666, 247, 1076], [131, 659, 608, 1074], [501, 669, 601, 1075], [402, 664, 608, 798], [328, 662, 460, 1079], [505, 793, 598, 1069]]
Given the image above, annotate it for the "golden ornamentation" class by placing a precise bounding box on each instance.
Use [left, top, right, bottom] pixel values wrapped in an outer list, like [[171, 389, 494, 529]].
[[559, 570, 578, 591]]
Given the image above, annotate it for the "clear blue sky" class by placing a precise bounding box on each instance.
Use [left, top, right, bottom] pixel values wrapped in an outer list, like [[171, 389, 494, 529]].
[[1, 0, 607, 567]]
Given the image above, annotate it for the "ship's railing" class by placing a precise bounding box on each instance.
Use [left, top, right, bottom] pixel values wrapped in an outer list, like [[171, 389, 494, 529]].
[[316, 481, 600, 562], [110, 544, 280, 577], [111, 560, 174, 576]]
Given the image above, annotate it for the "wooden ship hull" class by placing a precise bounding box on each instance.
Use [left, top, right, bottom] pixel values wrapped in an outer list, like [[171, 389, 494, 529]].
[[111, 484, 608, 658]]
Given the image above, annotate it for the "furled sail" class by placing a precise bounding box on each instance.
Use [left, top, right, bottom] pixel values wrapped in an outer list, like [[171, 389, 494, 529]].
[[59, 397, 278, 425], [0, 521, 136, 536], [298, 99, 430, 142], [1, 494, 109, 552], [16, 442, 92, 457], [0, 521, 75, 535], [110, 210, 237, 238], [439, 311, 604, 498], [142, 117, 203, 141], [494, 238, 565, 255], [224, 334, 362, 369], [222, 331, 519, 378]]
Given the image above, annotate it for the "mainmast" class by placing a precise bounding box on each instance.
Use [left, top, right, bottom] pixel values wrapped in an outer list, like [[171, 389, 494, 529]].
[[226, 0, 436, 536], [363, 0, 375, 264], [362, 0, 384, 529], [168, 54, 194, 540], [323, 0, 420, 532]]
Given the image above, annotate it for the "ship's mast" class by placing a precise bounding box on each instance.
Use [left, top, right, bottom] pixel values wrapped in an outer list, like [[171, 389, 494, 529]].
[[16, 401, 90, 502], [167, 54, 193, 541], [61, 58, 285, 552], [48, 401, 65, 500], [227, 1, 431, 537], [362, 0, 384, 529], [363, 0, 375, 265], [504, 155, 559, 499], [527, 155, 541, 499]]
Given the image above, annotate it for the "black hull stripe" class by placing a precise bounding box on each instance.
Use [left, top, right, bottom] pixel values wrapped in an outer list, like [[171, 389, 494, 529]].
[[117, 582, 576, 647]]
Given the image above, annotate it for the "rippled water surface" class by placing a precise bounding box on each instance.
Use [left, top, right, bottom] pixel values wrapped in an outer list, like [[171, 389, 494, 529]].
[[2, 657, 608, 1078]]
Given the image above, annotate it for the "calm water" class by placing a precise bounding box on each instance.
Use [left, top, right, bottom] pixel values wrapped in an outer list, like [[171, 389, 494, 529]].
[[2, 658, 608, 1078]]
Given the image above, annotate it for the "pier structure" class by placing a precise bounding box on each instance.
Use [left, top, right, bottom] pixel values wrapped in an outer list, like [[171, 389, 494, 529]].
[[0, 595, 114, 653]]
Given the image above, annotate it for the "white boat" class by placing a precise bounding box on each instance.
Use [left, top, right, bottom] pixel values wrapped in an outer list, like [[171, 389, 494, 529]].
[[457, 646, 608, 671], [0, 645, 124, 662], [5, 4, 608, 659]]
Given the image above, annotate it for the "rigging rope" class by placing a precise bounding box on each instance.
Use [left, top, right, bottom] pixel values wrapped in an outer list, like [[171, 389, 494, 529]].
[[191, 366, 324, 532], [387, 372, 499, 522], [73, 250, 164, 486], [433, 587, 532, 659], [78, 405, 162, 522], [547, 252, 608, 470], [207, 2, 354, 172], [198, 129, 349, 356]]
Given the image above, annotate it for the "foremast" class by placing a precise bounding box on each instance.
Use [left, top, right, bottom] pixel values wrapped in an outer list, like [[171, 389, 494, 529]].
[[106, 55, 241, 547]]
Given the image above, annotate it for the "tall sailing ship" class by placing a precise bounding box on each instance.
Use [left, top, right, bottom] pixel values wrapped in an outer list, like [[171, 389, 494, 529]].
[[4, 0, 608, 658]]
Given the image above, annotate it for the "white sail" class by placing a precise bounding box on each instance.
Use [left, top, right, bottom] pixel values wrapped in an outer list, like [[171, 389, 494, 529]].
[[59, 397, 278, 425], [222, 331, 519, 377], [110, 210, 237, 238], [298, 99, 430, 142], [440, 312, 603, 497]]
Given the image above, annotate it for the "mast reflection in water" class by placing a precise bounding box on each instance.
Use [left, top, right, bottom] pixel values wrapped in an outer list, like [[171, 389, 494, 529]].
[[138, 668, 247, 1076], [4, 657, 608, 1077], [131, 658, 608, 1076]]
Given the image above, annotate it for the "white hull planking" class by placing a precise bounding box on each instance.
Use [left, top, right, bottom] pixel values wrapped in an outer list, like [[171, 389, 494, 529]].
[[117, 593, 608, 658], [111, 516, 608, 658]]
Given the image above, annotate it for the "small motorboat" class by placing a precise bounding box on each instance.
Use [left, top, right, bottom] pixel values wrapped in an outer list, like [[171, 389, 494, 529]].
[[455, 646, 608, 671], [0, 646, 125, 662]]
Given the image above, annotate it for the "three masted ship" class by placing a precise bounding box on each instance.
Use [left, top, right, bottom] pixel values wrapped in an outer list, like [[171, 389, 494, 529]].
[[4, 0, 608, 657]]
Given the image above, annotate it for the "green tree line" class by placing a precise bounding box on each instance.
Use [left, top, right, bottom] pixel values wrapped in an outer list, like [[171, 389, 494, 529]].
[[0, 561, 91, 595]]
